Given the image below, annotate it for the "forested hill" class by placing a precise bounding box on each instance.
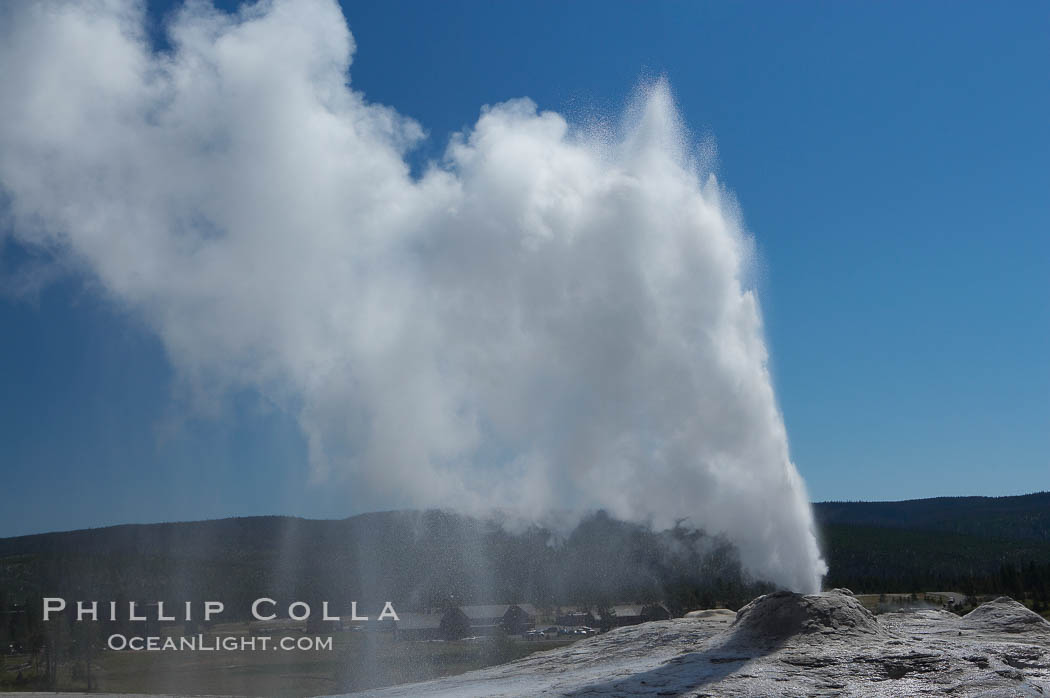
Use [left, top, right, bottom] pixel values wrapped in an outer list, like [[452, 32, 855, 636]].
[[5, 492, 1044, 562], [2, 493, 1048, 612], [0, 510, 770, 617], [814, 492, 1050, 541], [815, 492, 1050, 597]]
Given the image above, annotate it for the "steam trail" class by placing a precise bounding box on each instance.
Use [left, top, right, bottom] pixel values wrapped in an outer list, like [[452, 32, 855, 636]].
[[0, 0, 827, 591]]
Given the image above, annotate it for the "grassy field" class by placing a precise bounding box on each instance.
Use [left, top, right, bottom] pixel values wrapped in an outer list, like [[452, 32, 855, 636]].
[[853, 591, 1049, 620], [1, 623, 576, 696], [853, 592, 956, 614]]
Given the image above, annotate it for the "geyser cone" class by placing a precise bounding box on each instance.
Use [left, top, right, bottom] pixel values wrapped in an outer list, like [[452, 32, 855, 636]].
[[730, 589, 885, 643]]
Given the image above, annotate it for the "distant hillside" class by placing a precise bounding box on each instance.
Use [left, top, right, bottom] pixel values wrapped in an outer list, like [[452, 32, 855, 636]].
[[814, 492, 1050, 541], [814, 493, 1050, 596], [2, 493, 1048, 617], [0, 510, 766, 621]]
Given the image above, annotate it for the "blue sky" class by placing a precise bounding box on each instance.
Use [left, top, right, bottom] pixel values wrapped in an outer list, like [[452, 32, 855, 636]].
[[1, 1, 1047, 537]]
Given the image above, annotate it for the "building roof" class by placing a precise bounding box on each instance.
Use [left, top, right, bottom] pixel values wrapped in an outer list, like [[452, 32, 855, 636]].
[[395, 613, 442, 630], [457, 603, 538, 620], [611, 604, 644, 617], [460, 604, 511, 620]]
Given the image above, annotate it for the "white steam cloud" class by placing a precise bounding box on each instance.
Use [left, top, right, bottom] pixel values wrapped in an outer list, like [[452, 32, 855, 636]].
[[0, 0, 827, 591]]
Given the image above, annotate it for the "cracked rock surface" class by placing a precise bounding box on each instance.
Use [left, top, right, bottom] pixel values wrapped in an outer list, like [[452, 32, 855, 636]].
[[340, 590, 1050, 697]]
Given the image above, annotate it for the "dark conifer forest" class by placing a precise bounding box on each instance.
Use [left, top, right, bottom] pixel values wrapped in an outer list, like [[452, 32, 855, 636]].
[[2, 492, 1049, 648]]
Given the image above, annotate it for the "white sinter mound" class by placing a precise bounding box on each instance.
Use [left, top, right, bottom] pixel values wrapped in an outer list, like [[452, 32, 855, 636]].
[[727, 588, 886, 644], [336, 591, 1050, 697], [958, 597, 1050, 636]]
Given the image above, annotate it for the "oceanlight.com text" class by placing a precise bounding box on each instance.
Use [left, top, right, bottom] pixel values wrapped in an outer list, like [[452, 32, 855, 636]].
[[107, 634, 333, 652]]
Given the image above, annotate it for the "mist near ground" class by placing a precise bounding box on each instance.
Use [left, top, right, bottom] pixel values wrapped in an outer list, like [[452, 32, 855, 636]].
[[0, 0, 825, 591], [0, 511, 774, 617]]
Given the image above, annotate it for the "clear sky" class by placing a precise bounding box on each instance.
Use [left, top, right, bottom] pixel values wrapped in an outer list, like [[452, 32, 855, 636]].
[[1, 0, 1047, 537]]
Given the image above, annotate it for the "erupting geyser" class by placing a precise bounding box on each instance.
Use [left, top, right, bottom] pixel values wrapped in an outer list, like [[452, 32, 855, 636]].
[[0, 0, 827, 590]]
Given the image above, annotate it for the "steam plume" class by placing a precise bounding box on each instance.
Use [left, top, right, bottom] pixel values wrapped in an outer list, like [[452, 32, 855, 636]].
[[0, 0, 827, 591]]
